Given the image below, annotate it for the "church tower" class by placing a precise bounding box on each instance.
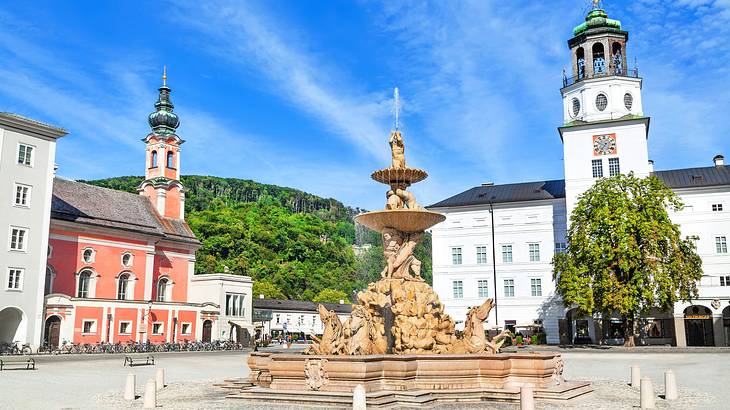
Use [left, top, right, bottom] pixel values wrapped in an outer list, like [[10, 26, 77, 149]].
[[559, 4, 650, 216], [139, 68, 186, 219]]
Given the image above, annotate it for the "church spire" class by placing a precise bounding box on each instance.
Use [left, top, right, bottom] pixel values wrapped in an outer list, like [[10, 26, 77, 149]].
[[148, 67, 180, 135]]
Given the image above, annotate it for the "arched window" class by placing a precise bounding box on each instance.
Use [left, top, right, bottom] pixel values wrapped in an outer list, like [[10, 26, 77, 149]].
[[612, 42, 623, 75], [44, 266, 55, 295], [592, 43, 606, 75], [166, 151, 174, 168], [157, 278, 169, 302], [151, 150, 158, 167], [576, 47, 585, 80], [78, 270, 92, 298], [117, 273, 130, 300]]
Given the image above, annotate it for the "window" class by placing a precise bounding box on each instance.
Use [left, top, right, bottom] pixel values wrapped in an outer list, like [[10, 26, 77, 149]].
[[166, 151, 174, 168], [720, 276, 730, 287], [121, 252, 133, 267], [82, 320, 96, 334], [476, 246, 488, 264], [9, 227, 28, 251], [624, 93, 633, 110], [275, 314, 280, 324], [712, 204, 723, 212], [529, 243, 541, 262], [7, 268, 23, 290], [226, 293, 246, 317], [716, 236, 728, 254], [572, 97, 581, 117], [152, 323, 163, 335], [451, 247, 462, 265], [502, 245, 513, 263], [608, 158, 620, 176], [595, 93, 608, 111], [531, 278, 542, 297], [151, 150, 158, 167], [592, 159, 603, 178], [157, 278, 169, 301], [181, 323, 191, 335], [117, 273, 130, 300], [82, 248, 95, 263], [555, 242, 567, 254], [44, 266, 54, 295], [478, 280, 489, 298], [504, 279, 515, 297], [17, 143, 33, 166], [13, 184, 30, 207], [119, 321, 131, 335], [452, 280, 463, 298], [77, 270, 92, 298]]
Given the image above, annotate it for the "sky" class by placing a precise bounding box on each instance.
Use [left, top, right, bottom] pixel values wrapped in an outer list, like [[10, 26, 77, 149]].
[[1, 0, 729, 210]]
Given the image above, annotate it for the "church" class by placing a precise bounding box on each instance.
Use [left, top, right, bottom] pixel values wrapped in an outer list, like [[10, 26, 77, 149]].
[[429, 6, 730, 347]]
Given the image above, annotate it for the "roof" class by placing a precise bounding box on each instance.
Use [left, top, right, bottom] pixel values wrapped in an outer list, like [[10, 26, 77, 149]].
[[653, 165, 730, 189], [0, 112, 68, 139], [428, 165, 730, 209], [51, 177, 198, 244], [428, 179, 566, 209], [253, 298, 353, 315]]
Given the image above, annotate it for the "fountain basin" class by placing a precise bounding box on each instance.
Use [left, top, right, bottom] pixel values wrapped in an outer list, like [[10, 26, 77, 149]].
[[355, 209, 445, 233], [371, 167, 428, 187]]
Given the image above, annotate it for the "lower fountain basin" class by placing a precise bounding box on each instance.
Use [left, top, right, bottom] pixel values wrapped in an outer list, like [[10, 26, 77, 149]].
[[355, 209, 446, 233]]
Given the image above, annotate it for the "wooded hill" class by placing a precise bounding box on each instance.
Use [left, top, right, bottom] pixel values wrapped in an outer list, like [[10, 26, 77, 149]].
[[84, 175, 432, 302]]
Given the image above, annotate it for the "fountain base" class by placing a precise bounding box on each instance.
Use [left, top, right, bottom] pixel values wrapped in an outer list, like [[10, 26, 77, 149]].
[[229, 352, 592, 408]]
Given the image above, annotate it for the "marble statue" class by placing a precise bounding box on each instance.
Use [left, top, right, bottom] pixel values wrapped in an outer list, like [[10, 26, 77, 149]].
[[389, 131, 405, 169]]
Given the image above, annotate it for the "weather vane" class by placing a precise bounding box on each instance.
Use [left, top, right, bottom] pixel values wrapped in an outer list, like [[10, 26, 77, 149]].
[[593, 0, 602, 8], [393, 87, 400, 131]]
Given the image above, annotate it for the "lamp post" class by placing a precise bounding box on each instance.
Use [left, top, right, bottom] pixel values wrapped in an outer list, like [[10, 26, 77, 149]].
[[488, 200, 499, 329]]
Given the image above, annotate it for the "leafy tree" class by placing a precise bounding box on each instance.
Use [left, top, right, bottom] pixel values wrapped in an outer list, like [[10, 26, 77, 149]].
[[313, 288, 351, 304], [553, 173, 702, 346], [253, 280, 287, 300]]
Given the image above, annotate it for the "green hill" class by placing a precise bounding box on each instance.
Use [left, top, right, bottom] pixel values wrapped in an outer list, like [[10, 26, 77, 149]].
[[84, 175, 432, 300]]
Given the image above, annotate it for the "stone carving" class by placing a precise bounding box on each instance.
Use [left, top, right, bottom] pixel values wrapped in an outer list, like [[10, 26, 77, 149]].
[[389, 131, 405, 169], [552, 357, 565, 385], [343, 305, 387, 355], [380, 229, 422, 281], [304, 358, 329, 390], [307, 305, 344, 355], [711, 299, 721, 310]]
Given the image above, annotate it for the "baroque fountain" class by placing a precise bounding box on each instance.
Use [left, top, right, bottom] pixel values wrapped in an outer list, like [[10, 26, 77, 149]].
[[230, 125, 591, 407]]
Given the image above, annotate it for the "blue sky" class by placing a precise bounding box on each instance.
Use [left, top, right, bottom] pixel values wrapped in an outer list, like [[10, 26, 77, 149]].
[[1, 0, 729, 210]]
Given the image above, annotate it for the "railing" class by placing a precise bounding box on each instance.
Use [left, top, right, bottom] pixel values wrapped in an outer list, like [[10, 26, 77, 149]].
[[562, 67, 639, 87]]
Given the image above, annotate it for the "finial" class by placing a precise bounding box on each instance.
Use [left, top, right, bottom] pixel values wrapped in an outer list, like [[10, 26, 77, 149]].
[[393, 87, 400, 131], [162, 65, 167, 86], [592, 0, 601, 9]]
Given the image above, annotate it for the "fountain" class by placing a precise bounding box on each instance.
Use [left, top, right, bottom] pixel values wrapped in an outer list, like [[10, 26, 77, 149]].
[[230, 121, 591, 407]]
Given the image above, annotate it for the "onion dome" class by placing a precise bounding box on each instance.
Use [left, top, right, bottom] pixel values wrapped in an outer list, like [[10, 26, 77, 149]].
[[573, 8, 622, 36], [148, 67, 180, 134]]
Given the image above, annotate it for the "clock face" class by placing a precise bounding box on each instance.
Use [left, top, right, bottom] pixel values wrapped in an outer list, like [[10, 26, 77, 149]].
[[593, 134, 617, 156]]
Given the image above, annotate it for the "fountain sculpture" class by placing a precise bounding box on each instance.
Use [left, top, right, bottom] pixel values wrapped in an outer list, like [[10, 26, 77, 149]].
[[231, 126, 591, 407]]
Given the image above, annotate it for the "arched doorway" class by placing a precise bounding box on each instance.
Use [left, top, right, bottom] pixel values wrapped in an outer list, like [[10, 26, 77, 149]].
[[684, 305, 714, 346], [0, 307, 25, 344], [44, 316, 62, 348], [202, 320, 212, 343], [723, 306, 730, 347]]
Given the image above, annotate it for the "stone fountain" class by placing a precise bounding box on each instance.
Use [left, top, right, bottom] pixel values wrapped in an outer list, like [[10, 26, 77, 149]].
[[230, 129, 591, 407]]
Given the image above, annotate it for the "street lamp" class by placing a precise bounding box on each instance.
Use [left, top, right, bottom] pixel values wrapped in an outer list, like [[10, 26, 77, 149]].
[[488, 198, 499, 329]]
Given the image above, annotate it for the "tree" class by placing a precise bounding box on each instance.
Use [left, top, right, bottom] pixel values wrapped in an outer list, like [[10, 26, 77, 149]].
[[313, 288, 351, 304], [553, 173, 702, 346], [253, 280, 287, 300]]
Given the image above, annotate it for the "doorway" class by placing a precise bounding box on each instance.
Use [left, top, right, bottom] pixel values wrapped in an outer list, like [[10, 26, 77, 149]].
[[684, 306, 714, 347], [202, 320, 212, 343], [44, 316, 61, 348]]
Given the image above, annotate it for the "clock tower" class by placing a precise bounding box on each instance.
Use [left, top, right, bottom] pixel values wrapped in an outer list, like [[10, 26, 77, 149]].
[[559, 5, 650, 216]]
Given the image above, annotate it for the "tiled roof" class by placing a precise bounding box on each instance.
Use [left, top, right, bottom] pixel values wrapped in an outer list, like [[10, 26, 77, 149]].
[[428, 179, 566, 209], [653, 165, 730, 189], [51, 177, 198, 243], [253, 298, 353, 315]]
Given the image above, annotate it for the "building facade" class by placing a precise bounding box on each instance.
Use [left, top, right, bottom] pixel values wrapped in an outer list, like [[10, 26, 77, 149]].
[[188, 273, 254, 343], [430, 7, 730, 347], [0, 113, 67, 348], [253, 297, 352, 341]]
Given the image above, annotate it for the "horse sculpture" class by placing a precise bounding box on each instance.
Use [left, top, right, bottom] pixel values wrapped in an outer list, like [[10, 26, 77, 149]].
[[307, 305, 344, 355], [450, 298, 511, 354], [344, 305, 387, 355]]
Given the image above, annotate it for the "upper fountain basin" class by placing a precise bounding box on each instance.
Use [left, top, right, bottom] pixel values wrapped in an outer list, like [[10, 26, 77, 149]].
[[371, 167, 428, 187], [355, 209, 445, 234]]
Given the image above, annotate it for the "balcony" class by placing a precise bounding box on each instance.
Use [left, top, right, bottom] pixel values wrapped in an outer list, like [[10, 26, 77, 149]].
[[562, 67, 639, 88]]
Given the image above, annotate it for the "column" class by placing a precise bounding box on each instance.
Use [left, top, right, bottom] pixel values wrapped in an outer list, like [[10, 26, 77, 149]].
[[673, 317, 686, 347]]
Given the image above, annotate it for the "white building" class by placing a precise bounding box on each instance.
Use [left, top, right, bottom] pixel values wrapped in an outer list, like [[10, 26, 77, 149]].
[[189, 273, 254, 343], [0, 113, 67, 349], [430, 7, 730, 347], [253, 297, 351, 340]]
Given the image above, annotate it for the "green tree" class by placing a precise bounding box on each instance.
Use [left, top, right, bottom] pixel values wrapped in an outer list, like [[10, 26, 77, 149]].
[[313, 288, 351, 304], [553, 173, 702, 346], [253, 280, 287, 299]]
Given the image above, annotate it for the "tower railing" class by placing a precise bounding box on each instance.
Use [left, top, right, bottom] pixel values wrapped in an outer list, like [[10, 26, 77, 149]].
[[562, 67, 639, 88]]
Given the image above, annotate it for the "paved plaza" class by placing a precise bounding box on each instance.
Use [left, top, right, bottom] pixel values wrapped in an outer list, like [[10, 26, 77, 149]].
[[0, 350, 727, 409]]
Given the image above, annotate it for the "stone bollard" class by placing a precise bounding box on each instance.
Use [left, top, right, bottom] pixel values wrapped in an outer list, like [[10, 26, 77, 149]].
[[631, 364, 641, 388], [664, 369, 678, 401], [640, 377, 655, 409], [520, 385, 535, 410], [352, 383, 366, 410], [143, 378, 156, 409], [123, 373, 135, 401], [156, 368, 165, 390]]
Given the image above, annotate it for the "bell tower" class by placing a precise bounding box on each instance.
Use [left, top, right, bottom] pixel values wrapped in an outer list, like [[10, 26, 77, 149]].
[[139, 68, 186, 219], [559, 4, 651, 216]]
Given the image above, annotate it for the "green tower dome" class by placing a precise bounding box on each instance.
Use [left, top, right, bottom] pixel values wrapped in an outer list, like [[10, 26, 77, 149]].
[[148, 68, 180, 135], [573, 8, 622, 36]]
